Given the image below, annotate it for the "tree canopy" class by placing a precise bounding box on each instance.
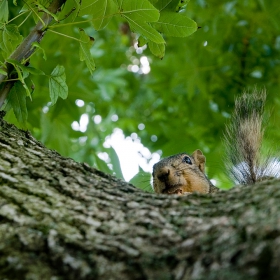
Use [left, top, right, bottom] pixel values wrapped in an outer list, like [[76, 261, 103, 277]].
[[1, 0, 280, 190]]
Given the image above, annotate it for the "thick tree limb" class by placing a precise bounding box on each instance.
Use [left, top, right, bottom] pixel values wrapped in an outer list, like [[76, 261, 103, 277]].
[[0, 0, 67, 107], [0, 117, 280, 279]]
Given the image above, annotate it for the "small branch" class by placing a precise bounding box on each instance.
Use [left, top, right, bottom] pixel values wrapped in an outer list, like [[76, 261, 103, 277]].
[[0, 0, 67, 106]]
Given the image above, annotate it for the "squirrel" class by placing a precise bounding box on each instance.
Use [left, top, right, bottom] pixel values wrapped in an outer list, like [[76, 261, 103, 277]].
[[152, 89, 280, 195]]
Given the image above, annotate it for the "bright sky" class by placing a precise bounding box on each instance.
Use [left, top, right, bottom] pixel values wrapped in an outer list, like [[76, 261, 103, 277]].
[[71, 111, 161, 181], [70, 49, 161, 181], [103, 128, 160, 181]]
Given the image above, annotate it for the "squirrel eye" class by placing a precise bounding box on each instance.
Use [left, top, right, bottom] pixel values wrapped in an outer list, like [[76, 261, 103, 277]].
[[182, 156, 192, 165]]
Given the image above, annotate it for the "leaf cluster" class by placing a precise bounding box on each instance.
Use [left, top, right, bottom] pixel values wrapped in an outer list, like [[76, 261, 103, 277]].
[[0, 0, 196, 123]]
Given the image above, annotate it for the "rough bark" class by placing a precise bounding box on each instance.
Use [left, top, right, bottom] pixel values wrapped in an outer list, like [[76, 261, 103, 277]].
[[0, 117, 280, 280]]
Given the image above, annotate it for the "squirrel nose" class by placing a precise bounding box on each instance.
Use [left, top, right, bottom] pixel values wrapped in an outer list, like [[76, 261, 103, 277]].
[[157, 168, 170, 182]]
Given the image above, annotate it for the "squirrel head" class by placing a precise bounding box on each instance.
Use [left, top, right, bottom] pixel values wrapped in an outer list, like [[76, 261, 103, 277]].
[[152, 149, 210, 195]]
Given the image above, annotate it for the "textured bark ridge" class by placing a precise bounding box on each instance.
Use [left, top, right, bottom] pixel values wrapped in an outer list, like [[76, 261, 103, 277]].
[[0, 118, 280, 279]]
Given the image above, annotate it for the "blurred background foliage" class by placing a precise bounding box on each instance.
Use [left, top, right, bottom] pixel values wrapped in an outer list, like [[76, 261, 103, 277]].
[[4, 0, 280, 191]]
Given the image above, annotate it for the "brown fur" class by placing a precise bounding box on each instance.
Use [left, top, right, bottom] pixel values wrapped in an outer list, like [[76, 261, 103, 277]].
[[223, 89, 280, 184], [152, 150, 218, 195]]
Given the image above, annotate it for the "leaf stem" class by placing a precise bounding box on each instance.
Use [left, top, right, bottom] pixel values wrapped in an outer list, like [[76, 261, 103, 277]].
[[18, 12, 32, 28], [24, 1, 46, 27], [47, 29, 86, 42], [6, 10, 29, 25], [48, 19, 91, 29]]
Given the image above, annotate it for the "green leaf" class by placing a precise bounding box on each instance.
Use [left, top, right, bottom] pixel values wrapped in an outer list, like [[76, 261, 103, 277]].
[[13, 0, 17, 5], [176, 0, 190, 12], [108, 147, 124, 180], [116, 0, 165, 44], [0, 24, 23, 57], [153, 0, 179, 11], [149, 0, 158, 4], [138, 36, 148, 47], [40, 0, 53, 7], [0, 0, 8, 23], [36, 3, 59, 21], [79, 29, 96, 75], [153, 11, 197, 37], [129, 167, 153, 192], [49, 65, 68, 105], [0, 68, 7, 75], [116, 0, 160, 22], [148, 40, 165, 58], [80, 0, 118, 30], [7, 81, 28, 124], [6, 58, 33, 97], [19, 3, 31, 14], [7, 58, 28, 78], [6, 58, 45, 75], [6, 58, 31, 97], [25, 66, 45, 76], [154, 0, 190, 12], [93, 153, 113, 175], [32, 42, 47, 60], [129, 21, 164, 44]]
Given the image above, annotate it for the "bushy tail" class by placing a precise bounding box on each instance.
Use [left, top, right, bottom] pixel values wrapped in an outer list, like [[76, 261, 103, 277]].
[[224, 89, 280, 185]]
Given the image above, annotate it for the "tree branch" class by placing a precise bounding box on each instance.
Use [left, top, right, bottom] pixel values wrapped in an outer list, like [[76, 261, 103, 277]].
[[1, 117, 280, 279], [0, 0, 67, 107]]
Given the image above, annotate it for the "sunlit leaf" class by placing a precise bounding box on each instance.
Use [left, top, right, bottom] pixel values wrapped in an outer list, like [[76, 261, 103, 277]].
[[24, 67, 45, 75], [153, 11, 197, 37], [148, 40, 165, 58], [153, 0, 179, 11], [108, 147, 124, 180], [94, 154, 113, 175], [116, 0, 160, 22], [116, 0, 165, 44], [138, 36, 148, 47], [0, 0, 8, 23], [79, 29, 96, 75], [49, 65, 68, 105], [80, 0, 117, 30], [0, 24, 23, 57], [36, 3, 59, 21], [0, 68, 7, 75], [129, 21, 164, 44], [176, 0, 190, 12], [129, 167, 153, 192], [32, 42, 47, 60]]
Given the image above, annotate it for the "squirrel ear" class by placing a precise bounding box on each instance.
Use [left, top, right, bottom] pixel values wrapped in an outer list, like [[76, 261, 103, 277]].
[[192, 149, 206, 173]]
